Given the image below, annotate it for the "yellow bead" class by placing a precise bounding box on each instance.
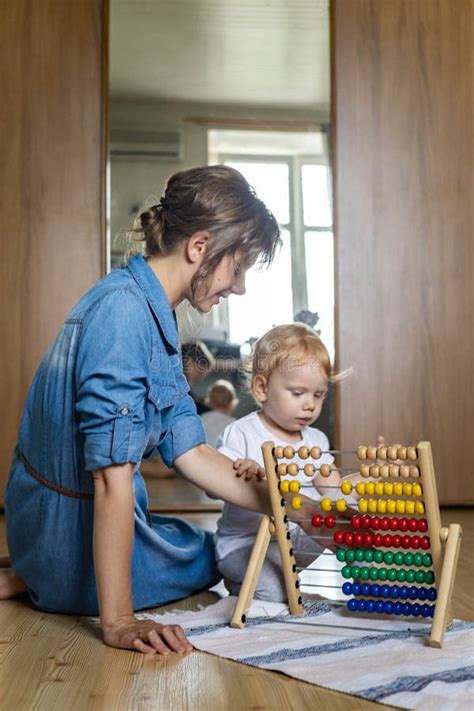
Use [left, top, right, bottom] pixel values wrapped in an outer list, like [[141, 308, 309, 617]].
[[304, 463, 316, 477], [367, 446, 377, 460], [357, 445, 367, 460], [368, 499, 377, 513], [358, 499, 368, 513], [336, 498, 348, 512], [277, 464, 288, 476], [341, 480, 353, 495], [377, 499, 387, 514], [394, 482, 403, 496], [365, 482, 375, 496], [291, 496, 303, 510], [375, 482, 384, 496], [279, 480, 290, 493], [369, 464, 380, 478], [386, 499, 396, 514], [383, 482, 394, 496], [396, 500, 406, 514], [298, 446, 310, 459], [320, 497, 332, 512], [360, 464, 370, 478], [356, 482, 366, 496], [273, 446, 284, 459], [413, 483, 423, 497], [289, 480, 301, 493], [415, 501, 425, 515], [287, 463, 299, 476], [311, 446, 322, 459], [320, 463, 332, 478], [283, 446, 295, 459], [402, 483, 413, 496], [405, 500, 415, 515]]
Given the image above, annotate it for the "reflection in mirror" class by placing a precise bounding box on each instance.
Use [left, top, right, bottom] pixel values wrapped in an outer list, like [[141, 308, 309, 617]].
[[109, 1, 333, 457]]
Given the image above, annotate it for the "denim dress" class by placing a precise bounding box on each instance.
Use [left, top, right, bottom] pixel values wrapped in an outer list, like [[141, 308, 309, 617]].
[[5, 255, 219, 615]]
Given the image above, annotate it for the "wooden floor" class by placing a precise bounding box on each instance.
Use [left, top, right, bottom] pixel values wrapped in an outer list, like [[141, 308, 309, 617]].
[[0, 502, 472, 711]]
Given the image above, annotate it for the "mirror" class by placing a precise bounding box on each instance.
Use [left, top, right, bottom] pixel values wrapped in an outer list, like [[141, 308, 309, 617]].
[[109, 0, 333, 506]]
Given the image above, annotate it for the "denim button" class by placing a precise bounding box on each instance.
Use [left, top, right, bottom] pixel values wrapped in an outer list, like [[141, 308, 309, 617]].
[[120, 407, 129, 415]]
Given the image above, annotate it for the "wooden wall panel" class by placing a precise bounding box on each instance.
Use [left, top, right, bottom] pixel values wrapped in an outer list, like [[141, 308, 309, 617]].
[[0, 0, 107, 498], [332, 0, 474, 503]]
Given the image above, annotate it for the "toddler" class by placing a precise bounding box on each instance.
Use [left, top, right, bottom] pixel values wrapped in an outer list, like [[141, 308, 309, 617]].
[[201, 379, 238, 447], [215, 323, 341, 601]]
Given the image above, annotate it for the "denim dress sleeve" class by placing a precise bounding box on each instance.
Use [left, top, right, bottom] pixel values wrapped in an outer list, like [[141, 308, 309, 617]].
[[75, 288, 152, 470], [158, 393, 206, 467]]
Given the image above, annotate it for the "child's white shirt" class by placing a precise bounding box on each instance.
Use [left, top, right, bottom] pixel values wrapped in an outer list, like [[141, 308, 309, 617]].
[[214, 410, 333, 562]]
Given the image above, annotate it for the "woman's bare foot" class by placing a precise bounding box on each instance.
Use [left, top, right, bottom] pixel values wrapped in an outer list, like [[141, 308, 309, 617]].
[[0, 569, 27, 599]]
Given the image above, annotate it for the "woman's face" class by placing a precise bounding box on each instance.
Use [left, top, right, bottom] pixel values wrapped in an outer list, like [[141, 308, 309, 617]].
[[193, 251, 248, 313]]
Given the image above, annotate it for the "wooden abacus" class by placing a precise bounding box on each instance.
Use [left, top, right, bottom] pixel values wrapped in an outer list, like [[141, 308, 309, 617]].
[[230, 441, 462, 648]]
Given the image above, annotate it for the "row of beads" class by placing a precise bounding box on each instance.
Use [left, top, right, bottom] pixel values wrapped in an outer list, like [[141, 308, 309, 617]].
[[354, 481, 422, 497], [343, 582, 437, 602], [334, 531, 431, 549], [357, 498, 425, 515], [276, 463, 328, 477], [351, 515, 428, 532], [336, 548, 433, 568], [357, 445, 417, 461], [359, 464, 420, 479], [341, 565, 435, 584], [347, 599, 434, 617], [274, 445, 323, 460]]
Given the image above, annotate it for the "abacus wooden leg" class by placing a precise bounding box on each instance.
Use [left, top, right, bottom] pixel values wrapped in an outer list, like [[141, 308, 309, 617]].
[[429, 523, 463, 648], [230, 516, 275, 629]]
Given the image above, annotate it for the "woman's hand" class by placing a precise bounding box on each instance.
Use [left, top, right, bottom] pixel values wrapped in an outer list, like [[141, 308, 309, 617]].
[[233, 458, 266, 482], [103, 614, 193, 655]]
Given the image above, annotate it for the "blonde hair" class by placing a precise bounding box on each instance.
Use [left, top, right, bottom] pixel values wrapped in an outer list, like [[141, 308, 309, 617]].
[[249, 324, 333, 387], [205, 379, 238, 413]]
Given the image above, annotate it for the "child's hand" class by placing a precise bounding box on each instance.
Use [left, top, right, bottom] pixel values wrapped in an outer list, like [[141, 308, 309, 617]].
[[103, 615, 193, 655], [233, 458, 266, 482]]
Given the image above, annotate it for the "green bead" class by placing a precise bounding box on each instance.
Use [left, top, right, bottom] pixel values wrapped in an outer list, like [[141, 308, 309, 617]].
[[406, 569, 416, 583], [365, 550, 374, 563], [413, 553, 423, 567], [369, 567, 379, 580], [342, 565, 352, 579], [384, 552, 394, 565], [351, 566, 360, 579], [360, 567, 370, 580], [397, 569, 406, 582], [423, 554, 432, 568], [355, 549, 365, 562], [346, 549, 356, 563], [425, 571, 435, 584], [337, 549, 346, 562], [404, 553, 413, 566], [415, 570, 425, 583], [387, 568, 397, 582], [394, 552, 404, 566], [378, 568, 388, 581], [374, 550, 384, 563]]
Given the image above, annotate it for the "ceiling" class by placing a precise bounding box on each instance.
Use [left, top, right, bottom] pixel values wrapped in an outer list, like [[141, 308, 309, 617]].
[[110, 0, 330, 110]]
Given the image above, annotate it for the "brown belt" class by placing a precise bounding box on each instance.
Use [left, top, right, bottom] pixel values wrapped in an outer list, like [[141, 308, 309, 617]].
[[18, 449, 93, 501]]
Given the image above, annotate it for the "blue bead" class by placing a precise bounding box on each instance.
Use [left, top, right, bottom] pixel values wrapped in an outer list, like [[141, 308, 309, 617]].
[[361, 583, 371, 596], [371, 584, 380, 597], [400, 586, 409, 599], [429, 605, 435, 617], [352, 583, 361, 596], [383, 601, 393, 614], [393, 602, 403, 615], [421, 605, 431, 618], [402, 603, 412, 616], [375, 600, 384, 613], [408, 586, 418, 600], [412, 604, 421, 617], [357, 599, 367, 612], [418, 587, 427, 600], [381, 585, 390, 598], [342, 582, 352, 596], [391, 585, 400, 599], [366, 599, 376, 613], [427, 588, 437, 601], [348, 599, 358, 611]]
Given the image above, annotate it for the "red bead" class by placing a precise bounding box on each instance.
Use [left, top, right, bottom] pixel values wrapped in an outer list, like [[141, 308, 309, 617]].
[[371, 516, 380, 530], [398, 518, 409, 532], [421, 536, 430, 550], [325, 515, 336, 528], [354, 533, 364, 546], [411, 536, 421, 549], [389, 517, 399, 531], [311, 514, 323, 528], [418, 519, 428, 532], [363, 533, 373, 547], [345, 533, 354, 546], [334, 530, 345, 544], [392, 535, 402, 548], [361, 516, 371, 529], [380, 517, 390, 531], [401, 535, 411, 549], [383, 534, 392, 547], [373, 534, 383, 547], [351, 515, 361, 530], [408, 518, 418, 532]]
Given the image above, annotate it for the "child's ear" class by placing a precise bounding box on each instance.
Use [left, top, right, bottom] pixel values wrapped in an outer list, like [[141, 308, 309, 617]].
[[186, 231, 210, 264], [252, 374, 268, 402]]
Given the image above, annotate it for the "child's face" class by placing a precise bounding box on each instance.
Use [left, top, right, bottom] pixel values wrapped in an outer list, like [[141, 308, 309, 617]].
[[193, 251, 247, 313], [254, 359, 328, 435]]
